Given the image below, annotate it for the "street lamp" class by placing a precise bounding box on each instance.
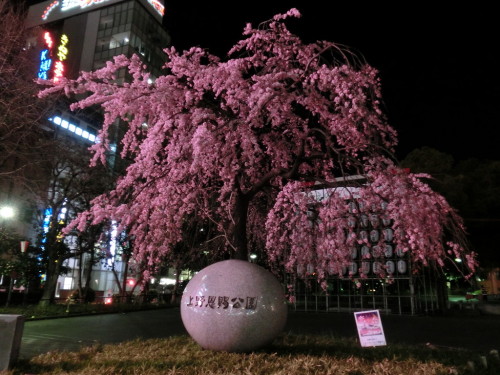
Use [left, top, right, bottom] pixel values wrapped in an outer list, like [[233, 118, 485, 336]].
[[0, 205, 15, 220]]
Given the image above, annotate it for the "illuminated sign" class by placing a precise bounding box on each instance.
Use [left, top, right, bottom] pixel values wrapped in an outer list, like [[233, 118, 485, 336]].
[[147, 0, 164, 16], [60, 0, 79, 11], [41, 0, 164, 20], [53, 34, 69, 82], [57, 34, 69, 61], [53, 61, 64, 82], [41, 0, 59, 20], [38, 31, 69, 82], [44, 31, 54, 49], [38, 32, 54, 80], [60, 0, 111, 11], [38, 49, 52, 79]]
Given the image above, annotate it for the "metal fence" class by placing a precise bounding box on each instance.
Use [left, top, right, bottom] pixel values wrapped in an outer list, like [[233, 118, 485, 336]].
[[288, 266, 445, 315]]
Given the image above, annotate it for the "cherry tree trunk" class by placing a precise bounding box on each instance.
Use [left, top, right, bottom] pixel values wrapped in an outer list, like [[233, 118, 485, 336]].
[[231, 193, 249, 261], [39, 256, 61, 306], [170, 265, 181, 304]]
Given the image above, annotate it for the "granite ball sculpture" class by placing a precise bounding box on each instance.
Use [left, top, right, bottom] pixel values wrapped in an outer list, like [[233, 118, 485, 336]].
[[180, 259, 288, 352]]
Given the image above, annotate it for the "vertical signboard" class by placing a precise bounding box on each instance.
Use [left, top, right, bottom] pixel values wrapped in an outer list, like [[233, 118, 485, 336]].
[[37, 31, 69, 82]]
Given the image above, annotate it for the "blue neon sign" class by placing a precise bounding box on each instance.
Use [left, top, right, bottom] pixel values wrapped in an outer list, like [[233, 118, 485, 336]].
[[38, 49, 52, 80]]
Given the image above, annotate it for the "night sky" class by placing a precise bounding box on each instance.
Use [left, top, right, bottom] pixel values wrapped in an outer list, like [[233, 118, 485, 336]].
[[26, 1, 499, 161], [164, 2, 498, 162]]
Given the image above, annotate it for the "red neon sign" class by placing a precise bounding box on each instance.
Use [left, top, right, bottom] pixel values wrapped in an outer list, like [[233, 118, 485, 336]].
[[41, 1, 59, 20], [53, 61, 64, 82], [44, 32, 54, 49]]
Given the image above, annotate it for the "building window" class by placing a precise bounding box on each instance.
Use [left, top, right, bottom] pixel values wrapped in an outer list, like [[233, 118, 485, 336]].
[[99, 14, 113, 29], [109, 31, 130, 49], [63, 277, 73, 290]]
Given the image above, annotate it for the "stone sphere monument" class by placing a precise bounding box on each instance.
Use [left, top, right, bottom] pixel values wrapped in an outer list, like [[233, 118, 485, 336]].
[[180, 259, 288, 352]]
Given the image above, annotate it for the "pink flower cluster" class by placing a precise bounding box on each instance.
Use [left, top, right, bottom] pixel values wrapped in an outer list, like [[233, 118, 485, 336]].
[[266, 158, 477, 282]]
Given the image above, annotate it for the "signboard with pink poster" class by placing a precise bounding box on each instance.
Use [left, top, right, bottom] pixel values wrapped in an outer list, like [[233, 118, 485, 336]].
[[354, 309, 387, 347]]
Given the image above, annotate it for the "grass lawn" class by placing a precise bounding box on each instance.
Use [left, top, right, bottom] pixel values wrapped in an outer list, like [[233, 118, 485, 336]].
[[5, 334, 500, 375]]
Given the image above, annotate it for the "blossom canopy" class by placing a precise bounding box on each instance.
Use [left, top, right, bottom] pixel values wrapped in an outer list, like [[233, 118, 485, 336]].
[[42, 9, 477, 281]]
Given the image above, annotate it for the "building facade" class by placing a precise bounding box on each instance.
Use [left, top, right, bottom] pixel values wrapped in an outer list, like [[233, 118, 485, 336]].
[[286, 179, 449, 315], [26, 0, 169, 146], [22, 0, 170, 302]]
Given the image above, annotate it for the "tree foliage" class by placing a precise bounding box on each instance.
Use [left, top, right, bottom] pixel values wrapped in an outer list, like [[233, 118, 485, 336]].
[[41, 9, 477, 283]]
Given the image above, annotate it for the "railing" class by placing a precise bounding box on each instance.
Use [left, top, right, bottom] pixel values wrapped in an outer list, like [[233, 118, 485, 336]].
[[287, 274, 445, 315]]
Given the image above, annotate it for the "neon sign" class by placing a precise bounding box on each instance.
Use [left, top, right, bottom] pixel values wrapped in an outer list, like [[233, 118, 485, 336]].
[[60, 0, 111, 12], [38, 32, 54, 79], [38, 50, 52, 79], [53, 61, 64, 82], [44, 31, 54, 49], [57, 34, 69, 61], [60, 0, 80, 11], [54, 34, 69, 82], [147, 0, 164, 16], [41, 0, 164, 20], [41, 0, 59, 20], [37, 31, 69, 82]]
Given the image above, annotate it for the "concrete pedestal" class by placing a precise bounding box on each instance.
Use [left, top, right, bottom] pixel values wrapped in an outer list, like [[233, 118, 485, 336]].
[[0, 315, 25, 371]]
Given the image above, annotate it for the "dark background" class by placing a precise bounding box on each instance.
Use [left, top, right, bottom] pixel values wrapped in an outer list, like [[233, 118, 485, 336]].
[[163, 2, 498, 161]]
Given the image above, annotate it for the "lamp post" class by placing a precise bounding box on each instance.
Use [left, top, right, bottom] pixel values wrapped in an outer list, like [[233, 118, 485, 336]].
[[19, 241, 29, 305]]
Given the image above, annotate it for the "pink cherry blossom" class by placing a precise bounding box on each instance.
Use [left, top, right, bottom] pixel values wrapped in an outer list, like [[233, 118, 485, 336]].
[[40, 9, 476, 284]]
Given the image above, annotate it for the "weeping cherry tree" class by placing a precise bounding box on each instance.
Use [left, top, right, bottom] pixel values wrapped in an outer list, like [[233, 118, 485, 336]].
[[41, 9, 477, 285]]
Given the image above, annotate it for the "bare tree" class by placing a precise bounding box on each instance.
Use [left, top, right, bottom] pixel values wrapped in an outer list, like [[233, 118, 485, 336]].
[[0, 0, 56, 193], [35, 140, 114, 305]]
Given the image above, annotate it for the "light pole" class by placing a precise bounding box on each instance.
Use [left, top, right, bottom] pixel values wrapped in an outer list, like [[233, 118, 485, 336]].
[[20, 241, 29, 305]]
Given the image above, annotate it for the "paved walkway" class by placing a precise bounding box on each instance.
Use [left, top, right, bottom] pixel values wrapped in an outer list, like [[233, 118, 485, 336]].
[[20, 307, 500, 359]]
